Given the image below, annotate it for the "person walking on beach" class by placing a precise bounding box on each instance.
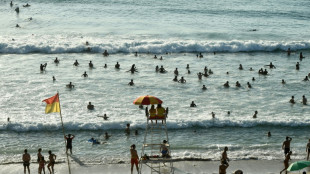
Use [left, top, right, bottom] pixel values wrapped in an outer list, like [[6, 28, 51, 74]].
[[64, 134, 75, 154], [22, 149, 31, 174], [219, 159, 229, 174], [280, 151, 292, 174], [306, 139, 310, 160], [221, 147, 229, 164], [130, 144, 139, 174], [282, 136, 292, 156], [47, 150, 56, 174]]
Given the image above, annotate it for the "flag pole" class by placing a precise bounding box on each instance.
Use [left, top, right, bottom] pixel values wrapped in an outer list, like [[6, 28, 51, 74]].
[[58, 92, 72, 174]]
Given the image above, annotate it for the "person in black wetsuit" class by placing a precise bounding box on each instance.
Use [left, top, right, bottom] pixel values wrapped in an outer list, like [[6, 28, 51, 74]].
[[64, 134, 75, 154]]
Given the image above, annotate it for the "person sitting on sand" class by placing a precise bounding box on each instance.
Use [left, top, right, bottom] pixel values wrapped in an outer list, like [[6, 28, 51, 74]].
[[247, 82, 252, 88], [115, 62, 120, 69], [306, 139, 310, 160], [130, 144, 139, 174], [82, 71, 88, 77], [54, 57, 59, 64], [303, 76, 309, 81], [219, 159, 229, 174], [66, 82, 74, 88], [236, 81, 241, 87], [178, 76, 186, 83], [23, 149, 31, 174], [149, 105, 156, 119], [89, 61, 93, 68], [302, 95, 307, 105], [159, 65, 167, 73], [125, 123, 130, 135], [253, 110, 258, 118], [174, 68, 179, 76], [87, 102, 94, 110], [103, 50, 109, 56], [224, 81, 229, 88], [160, 140, 170, 158], [239, 64, 243, 70], [282, 136, 292, 156], [47, 150, 56, 174], [296, 62, 300, 70], [282, 79, 286, 84], [289, 96, 295, 104], [128, 79, 134, 86], [104, 132, 111, 139], [202, 85, 207, 90], [280, 151, 292, 174], [190, 101, 196, 107], [172, 76, 178, 82], [52, 76, 56, 81], [38, 156, 46, 174], [221, 147, 229, 164], [73, 60, 79, 66]]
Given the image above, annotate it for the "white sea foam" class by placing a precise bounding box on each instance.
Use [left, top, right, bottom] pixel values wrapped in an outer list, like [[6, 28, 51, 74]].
[[1, 35, 309, 54]]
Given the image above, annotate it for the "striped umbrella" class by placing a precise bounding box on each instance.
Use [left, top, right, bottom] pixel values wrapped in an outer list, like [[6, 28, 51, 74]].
[[133, 95, 163, 105]]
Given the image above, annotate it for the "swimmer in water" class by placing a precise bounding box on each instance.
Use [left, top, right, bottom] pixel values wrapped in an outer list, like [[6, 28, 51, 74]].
[[85, 41, 89, 45], [89, 61, 93, 68], [224, 81, 229, 88], [236, 81, 241, 87], [104, 132, 111, 139], [134, 52, 138, 56], [300, 52, 305, 60], [159, 66, 167, 73], [128, 64, 138, 73], [302, 95, 307, 105], [73, 60, 79, 66], [87, 102, 94, 110], [172, 76, 178, 82], [178, 76, 186, 83], [282, 79, 286, 84], [197, 72, 203, 80], [104, 64, 107, 68], [154, 55, 157, 59], [115, 62, 120, 69], [289, 96, 295, 104], [52, 76, 56, 81], [82, 71, 88, 77], [253, 110, 258, 118], [155, 65, 159, 72], [199, 52, 203, 58], [186, 64, 190, 69], [174, 68, 179, 76], [303, 76, 309, 81], [98, 114, 109, 120], [54, 57, 59, 64], [128, 79, 134, 86], [287, 48, 291, 56], [103, 50, 109, 56], [202, 85, 207, 90], [23, 3, 30, 7], [247, 82, 252, 88], [296, 62, 300, 70], [239, 64, 243, 70], [190, 101, 197, 107], [252, 77, 255, 81], [211, 112, 215, 118], [187, 69, 191, 74], [66, 82, 74, 88], [16, 24, 20, 28]]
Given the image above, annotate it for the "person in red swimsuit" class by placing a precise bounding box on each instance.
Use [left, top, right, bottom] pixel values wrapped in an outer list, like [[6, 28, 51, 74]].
[[130, 144, 139, 174]]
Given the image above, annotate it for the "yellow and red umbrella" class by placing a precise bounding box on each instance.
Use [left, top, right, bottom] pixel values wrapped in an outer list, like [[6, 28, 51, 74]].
[[133, 95, 163, 105]]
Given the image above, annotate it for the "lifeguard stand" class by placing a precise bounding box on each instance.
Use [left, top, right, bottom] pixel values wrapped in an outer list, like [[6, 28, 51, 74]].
[[139, 107, 174, 174]]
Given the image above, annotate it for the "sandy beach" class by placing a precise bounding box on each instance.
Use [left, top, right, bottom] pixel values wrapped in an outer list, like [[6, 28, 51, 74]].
[[2, 159, 309, 174]]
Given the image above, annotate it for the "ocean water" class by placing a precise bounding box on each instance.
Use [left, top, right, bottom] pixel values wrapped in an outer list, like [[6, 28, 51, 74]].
[[0, 0, 310, 165]]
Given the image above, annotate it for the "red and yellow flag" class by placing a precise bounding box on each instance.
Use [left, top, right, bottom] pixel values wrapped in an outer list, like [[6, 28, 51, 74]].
[[42, 93, 60, 114]]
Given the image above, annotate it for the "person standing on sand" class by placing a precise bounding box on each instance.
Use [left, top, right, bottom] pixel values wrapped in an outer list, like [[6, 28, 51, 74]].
[[64, 134, 75, 154], [306, 139, 310, 160], [47, 150, 56, 174], [219, 159, 229, 174], [38, 156, 46, 174], [280, 151, 292, 174], [282, 136, 292, 156], [22, 149, 31, 174], [221, 147, 229, 164], [130, 144, 139, 174]]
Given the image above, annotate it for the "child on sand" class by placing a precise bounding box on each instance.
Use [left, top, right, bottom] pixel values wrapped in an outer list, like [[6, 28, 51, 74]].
[[38, 156, 46, 174]]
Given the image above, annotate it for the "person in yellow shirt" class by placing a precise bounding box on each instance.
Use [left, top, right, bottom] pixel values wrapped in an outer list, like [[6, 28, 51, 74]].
[[156, 104, 166, 123], [149, 105, 156, 119]]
